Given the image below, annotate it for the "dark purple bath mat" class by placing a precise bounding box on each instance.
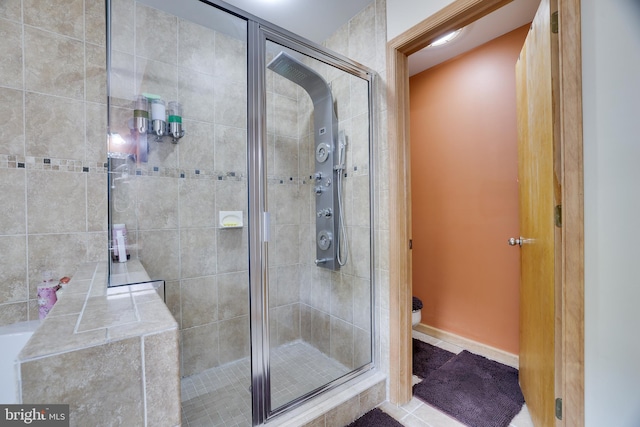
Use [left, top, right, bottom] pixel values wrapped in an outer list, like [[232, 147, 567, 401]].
[[413, 350, 525, 427], [346, 407, 403, 427], [413, 338, 455, 379]]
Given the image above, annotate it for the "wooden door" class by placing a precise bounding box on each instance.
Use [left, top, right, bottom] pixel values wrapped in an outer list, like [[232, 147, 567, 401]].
[[515, 0, 559, 425]]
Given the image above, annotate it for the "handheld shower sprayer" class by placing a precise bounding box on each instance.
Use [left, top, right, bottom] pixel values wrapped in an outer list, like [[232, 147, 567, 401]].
[[336, 131, 349, 267], [335, 136, 346, 172]]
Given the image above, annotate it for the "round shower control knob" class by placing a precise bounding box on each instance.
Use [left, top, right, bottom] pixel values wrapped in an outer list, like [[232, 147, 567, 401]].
[[317, 230, 332, 251], [316, 143, 330, 163]]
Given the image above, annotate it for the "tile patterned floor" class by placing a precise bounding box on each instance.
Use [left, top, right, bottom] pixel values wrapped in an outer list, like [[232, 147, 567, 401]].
[[378, 330, 535, 427], [270, 340, 350, 409], [181, 340, 350, 427]]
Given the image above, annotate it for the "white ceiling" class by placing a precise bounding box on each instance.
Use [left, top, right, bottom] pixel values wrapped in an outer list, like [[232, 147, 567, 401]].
[[222, 0, 374, 43], [408, 0, 539, 76]]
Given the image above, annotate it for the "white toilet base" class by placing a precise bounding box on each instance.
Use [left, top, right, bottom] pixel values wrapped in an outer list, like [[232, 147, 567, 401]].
[[412, 309, 421, 326]]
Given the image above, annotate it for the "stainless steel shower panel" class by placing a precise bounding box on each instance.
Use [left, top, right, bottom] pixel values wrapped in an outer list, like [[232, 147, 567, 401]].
[[267, 52, 340, 270]]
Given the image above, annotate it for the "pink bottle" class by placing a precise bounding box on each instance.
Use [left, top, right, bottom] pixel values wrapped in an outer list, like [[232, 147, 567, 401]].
[[37, 271, 58, 319]]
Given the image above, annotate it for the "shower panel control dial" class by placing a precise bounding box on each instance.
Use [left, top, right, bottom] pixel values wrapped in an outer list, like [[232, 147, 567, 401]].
[[316, 143, 331, 163], [317, 230, 333, 251]]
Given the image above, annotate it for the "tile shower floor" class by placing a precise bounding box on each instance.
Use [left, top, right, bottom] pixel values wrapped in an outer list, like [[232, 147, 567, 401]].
[[181, 340, 350, 427]]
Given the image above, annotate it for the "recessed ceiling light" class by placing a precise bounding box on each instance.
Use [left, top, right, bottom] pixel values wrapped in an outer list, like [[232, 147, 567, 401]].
[[428, 29, 463, 47]]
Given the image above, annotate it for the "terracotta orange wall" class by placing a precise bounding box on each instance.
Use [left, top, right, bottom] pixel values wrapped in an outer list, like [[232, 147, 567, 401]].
[[409, 24, 530, 354]]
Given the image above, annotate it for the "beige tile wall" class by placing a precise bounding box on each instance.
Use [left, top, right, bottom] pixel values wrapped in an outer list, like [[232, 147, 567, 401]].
[[266, 64, 304, 352], [292, 0, 389, 374], [294, 69, 373, 370], [22, 337, 146, 426], [0, 0, 109, 327], [322, 0, 390, 381]]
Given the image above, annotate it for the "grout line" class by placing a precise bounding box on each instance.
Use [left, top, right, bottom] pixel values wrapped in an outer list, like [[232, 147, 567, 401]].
[[20, 0, 31, 320], [141, 335, 148, 427], [74, 263, 97, 334]]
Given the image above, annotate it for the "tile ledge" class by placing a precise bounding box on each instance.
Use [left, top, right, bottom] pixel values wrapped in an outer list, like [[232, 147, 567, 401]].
[[20, 262, 175, 361]]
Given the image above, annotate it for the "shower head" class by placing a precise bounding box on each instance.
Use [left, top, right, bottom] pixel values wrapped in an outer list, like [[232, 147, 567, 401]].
[[267, 52, 330, 102]]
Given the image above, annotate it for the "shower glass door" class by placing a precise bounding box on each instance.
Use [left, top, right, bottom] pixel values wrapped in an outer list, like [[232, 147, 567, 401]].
[[263, 38, 374, 414], [107, 1, 252, 425], [108, 0, 375, 424]]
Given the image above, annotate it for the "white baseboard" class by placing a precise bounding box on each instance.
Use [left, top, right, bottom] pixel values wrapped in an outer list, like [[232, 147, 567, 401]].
[[413, 323, 519, 369]]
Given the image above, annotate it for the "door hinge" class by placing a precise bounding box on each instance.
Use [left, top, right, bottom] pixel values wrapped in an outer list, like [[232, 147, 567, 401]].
[[555, 397, 563, 420], [551, 11, 559, 34], [409, 239, 413, 250], [555, 205, 562, 228]]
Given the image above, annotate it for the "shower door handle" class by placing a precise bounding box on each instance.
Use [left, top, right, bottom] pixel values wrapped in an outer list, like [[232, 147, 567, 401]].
[[263, 212, 270, 242]]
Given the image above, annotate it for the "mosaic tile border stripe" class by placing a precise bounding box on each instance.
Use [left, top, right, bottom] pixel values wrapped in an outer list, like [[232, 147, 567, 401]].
[[0, 155, 107, 173], [0, 154, 369, 183]]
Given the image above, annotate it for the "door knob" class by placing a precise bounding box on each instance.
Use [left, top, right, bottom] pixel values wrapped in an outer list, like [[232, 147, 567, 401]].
[[508, 237, 523, 247]]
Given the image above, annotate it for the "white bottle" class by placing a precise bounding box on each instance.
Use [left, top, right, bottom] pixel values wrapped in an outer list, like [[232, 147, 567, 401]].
[[112, 224, 129, 262]]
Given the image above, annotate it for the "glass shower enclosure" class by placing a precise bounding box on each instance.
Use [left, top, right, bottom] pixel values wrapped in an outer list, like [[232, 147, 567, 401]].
[[106, 0, 375, 424]]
